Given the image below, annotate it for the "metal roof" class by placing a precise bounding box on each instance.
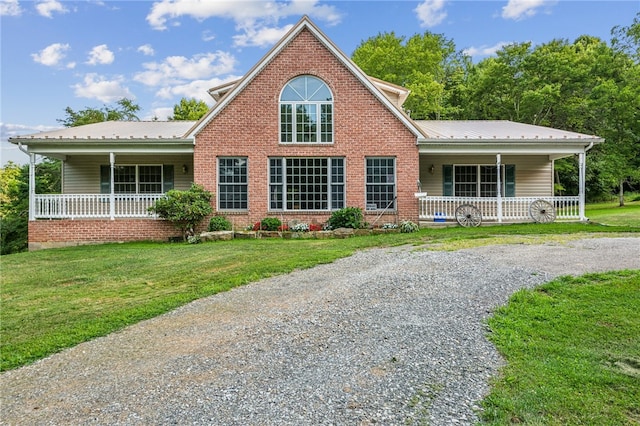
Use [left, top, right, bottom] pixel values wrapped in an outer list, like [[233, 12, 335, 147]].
[[415, 120, 602, 142], [10, 121, 196, 141]]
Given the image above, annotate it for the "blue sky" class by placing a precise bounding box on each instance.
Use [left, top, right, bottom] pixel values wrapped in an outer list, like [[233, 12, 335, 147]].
[[1, 0, 638, 165]]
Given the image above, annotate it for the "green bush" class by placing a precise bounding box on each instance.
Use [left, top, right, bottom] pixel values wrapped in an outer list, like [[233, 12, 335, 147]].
[[327, 207, 364, 229], [399, 220, 419, 233], [260, 217, 282, 231], [208, 215, 232, 231], [148, 183, 213, 241]]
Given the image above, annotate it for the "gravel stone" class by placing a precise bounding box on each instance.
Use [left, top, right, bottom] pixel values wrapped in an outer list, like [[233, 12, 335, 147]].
[[1, 237, 639, 425]]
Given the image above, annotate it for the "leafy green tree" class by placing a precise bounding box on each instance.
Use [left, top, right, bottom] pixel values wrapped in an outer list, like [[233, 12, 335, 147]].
[[352, 31, 469, 119], [170, 98, 209, 121], [148, 184, 213, 241], [1, 159, 61, 254], [57, 98, 140, 127]]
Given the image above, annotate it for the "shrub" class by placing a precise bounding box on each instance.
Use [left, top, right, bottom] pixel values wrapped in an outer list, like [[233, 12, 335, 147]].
[[399, 220, 419, 233], [257, 217, 282, 231], [208, 215, 232, 231], [381, 223, 398, 229], [327, 207, 363, 229], [148, 184, 213, 241]]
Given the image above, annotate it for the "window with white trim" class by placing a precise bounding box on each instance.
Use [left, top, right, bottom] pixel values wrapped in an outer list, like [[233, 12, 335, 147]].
[[269, 157, 344, 211], [448, 165, 512, 197], [366, 157, 396, 210], [280, 76, 333, 143], [100, 164, 173, 194], [114, 165, 162, 193], [218, 157, 248, 210]]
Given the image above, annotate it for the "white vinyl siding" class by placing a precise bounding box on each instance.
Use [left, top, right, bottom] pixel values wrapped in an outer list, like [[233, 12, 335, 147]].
[[62, 155, 194, 194], [420, 155, 553, 197]]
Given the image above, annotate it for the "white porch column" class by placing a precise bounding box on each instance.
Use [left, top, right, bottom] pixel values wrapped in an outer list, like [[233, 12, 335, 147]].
[[578, 151, 586, 221], [110, 152, 116, 220], [29, 153, 36, 221], [496, 154, 502, 223]]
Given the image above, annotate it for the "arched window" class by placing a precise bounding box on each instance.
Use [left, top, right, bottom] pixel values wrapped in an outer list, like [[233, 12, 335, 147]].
[[280, 75, 333, 143]]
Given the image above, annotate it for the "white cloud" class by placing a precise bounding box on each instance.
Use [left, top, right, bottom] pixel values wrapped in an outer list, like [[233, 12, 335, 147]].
[[86, 44, 115, 65], [137, 44, 155, 56], [72, 73, 133, 103], [202, 30, 215, 42], [31, 43, 71, 67], [155, 76, 240, 102], [144, 107, 175, 121], [415, 0, 447, 28], [36, 0, 68, 18], [502, 0, 554, 21], [233, 24, 293, 48], [145, 0, 341, 49], [464, 42, 512, 58], [134, 51, 237, 87], [0, 0, 22, 16]]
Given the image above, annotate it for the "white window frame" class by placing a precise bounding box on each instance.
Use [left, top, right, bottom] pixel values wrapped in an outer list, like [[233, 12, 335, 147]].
[[453, 164, 506, 197], [269, 157, 344, 211], [217, 157, 248, 211], [279, 75, 333, 144], [365, 157, 396, 211], [114, 164, 163, 194]]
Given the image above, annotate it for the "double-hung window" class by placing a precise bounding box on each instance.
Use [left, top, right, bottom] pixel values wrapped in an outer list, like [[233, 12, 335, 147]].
[[444, 165, 515, 197], [101, 164, 168, 194], [366, 157, 396, 210], [269, 157, 344, 211], [218, 157, 248, 210], [280, 76, 333, 143]]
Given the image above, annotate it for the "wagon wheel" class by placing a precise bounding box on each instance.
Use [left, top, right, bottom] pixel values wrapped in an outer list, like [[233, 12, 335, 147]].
[[529, 199, 556, 223], [455, 204, 482, 227]]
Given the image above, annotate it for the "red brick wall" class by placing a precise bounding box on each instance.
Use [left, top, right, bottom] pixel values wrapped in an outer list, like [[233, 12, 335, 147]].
[[194, 28, 420, 228], [28, 219, 190, 250]]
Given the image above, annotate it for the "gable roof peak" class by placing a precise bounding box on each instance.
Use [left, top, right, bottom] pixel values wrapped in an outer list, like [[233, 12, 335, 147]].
[[188, 15, 426, 139]]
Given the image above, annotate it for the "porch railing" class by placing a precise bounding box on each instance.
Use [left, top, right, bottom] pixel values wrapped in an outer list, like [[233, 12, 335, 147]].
[[33, 194, 165, 219], [416, 195, 581, 222]]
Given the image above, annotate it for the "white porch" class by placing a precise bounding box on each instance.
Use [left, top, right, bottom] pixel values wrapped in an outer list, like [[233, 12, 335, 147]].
[[32, 193, 163, 219], [416, 195, 581, 223]]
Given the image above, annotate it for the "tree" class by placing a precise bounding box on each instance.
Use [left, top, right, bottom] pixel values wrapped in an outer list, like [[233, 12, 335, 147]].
[[170, 98, 209, 121], [1, 159, 61, 255], [148, 184, 213, 241], [57, 98, 140, 127], [352, 31, 469, 119]]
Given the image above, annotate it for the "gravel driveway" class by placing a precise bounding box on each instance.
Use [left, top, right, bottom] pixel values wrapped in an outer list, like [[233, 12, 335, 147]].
[[2, 237, 639, 425]]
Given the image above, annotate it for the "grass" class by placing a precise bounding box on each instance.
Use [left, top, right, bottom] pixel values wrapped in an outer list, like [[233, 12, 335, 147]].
[[481, 270, 640, 425], [585, 199, 640, 227], [1, 200, 639, 373]]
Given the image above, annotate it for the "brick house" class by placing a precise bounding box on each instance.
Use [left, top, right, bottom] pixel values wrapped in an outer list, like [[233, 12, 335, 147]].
[[10, 16, 603, 250]]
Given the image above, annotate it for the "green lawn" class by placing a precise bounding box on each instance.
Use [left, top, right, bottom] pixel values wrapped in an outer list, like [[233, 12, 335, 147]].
[[585, 199, 640, 227], [481, 270, 640, 425]]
